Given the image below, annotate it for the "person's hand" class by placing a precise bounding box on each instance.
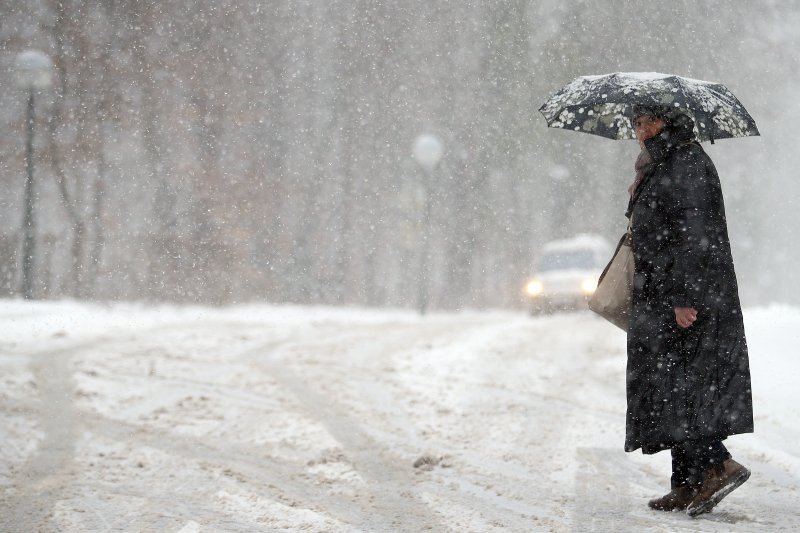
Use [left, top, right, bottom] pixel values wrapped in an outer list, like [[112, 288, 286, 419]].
[[675, 307, 698, 328]]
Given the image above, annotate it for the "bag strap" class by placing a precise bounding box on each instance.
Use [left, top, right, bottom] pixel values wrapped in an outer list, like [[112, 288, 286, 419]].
[[626, 216, 632, 242]]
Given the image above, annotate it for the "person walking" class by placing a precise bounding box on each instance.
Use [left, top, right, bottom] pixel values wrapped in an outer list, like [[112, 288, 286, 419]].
[[625, 104, 754, 516]]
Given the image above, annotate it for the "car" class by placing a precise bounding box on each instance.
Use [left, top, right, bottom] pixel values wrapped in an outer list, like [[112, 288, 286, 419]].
[[524, 234, 613, 315]]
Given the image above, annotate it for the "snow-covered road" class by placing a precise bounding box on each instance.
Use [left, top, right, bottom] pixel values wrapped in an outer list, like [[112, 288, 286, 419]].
[[1, 301, 798, 532]]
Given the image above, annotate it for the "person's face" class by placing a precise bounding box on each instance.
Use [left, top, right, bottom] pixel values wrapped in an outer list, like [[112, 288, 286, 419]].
[[633, 114, 666, 146]]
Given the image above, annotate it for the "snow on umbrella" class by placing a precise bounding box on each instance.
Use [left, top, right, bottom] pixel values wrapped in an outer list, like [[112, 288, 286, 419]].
[[539, 72, 759, 143]]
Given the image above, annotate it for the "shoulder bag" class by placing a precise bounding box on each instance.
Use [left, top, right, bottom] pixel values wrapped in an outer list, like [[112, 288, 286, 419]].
[[588, 220, 634, 331]]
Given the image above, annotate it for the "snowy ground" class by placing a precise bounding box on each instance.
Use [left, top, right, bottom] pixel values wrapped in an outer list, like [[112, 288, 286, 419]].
[[1, 300, 798, 532]]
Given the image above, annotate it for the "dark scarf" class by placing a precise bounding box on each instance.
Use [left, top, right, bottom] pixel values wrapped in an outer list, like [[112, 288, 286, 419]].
[[629, 148, 655, 196]]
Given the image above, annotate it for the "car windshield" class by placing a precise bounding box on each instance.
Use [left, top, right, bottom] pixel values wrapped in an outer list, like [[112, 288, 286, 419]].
[[537, 250, 598, 272]]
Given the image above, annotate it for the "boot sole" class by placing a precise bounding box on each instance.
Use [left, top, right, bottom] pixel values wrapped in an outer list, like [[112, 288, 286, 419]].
[[686, 468, 751, 517]]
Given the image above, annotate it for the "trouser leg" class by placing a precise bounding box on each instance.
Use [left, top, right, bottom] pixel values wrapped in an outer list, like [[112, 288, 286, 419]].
[[670, 445, 697, 487], [696, 439, 730, 467], [671, 438, 730, 487]]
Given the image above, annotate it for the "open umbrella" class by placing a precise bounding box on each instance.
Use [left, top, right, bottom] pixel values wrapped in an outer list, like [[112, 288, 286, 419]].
[[539, 72, 759, 143]]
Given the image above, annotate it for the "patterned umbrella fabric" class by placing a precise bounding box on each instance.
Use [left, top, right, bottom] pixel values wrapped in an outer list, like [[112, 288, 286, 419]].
[[539, 72, 759, 143]]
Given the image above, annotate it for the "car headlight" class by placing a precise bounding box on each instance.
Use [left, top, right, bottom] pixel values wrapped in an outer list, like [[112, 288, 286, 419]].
[[580, 277, 598, 295], [525, 280, 544, 296]]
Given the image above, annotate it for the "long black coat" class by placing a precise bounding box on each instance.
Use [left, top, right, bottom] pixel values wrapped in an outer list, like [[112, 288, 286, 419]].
[[625, 121, 754, 454]]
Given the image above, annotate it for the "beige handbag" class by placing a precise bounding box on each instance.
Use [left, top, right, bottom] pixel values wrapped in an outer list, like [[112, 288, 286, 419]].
[[589, 222, 634, 331]]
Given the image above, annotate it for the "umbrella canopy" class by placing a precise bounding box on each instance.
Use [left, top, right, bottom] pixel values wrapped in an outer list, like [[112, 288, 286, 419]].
[[539, 72, 759, 143]]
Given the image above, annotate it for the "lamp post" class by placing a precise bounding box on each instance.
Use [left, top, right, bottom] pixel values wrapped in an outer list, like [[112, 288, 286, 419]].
[[14, 50, 52, 299], [412, 134, 443, 315]]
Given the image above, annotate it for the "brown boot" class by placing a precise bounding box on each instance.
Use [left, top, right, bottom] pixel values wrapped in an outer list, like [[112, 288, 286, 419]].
[[648, 485, 698, 511], [686, 458, 750, 517]]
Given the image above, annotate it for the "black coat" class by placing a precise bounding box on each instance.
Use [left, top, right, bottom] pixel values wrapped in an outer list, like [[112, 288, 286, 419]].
[[625, 121, 754, 454]]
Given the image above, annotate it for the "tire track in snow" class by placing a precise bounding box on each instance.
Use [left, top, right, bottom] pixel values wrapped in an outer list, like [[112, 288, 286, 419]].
[[77, 416, 372, 530], [1, 320, 276, 532], [2, 339, 96, 532], [244, 316, 553, 531], [445, 313, 628, 528], [242, 323, 454, 531], [48, 320, 446, 530], [67, 325, 390, 530]]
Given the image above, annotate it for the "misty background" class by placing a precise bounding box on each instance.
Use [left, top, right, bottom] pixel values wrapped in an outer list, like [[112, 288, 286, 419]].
[[0, 0, 797, 310]]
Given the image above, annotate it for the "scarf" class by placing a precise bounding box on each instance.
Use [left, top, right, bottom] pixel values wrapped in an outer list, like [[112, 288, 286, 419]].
[[629, 147, 655, 196]]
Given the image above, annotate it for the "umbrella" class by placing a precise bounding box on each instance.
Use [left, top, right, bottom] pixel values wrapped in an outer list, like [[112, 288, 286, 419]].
[[539, 72, 759, 143]]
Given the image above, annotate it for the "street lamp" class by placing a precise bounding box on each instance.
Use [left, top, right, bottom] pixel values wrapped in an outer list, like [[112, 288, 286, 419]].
[[14, 50, 52, 299], [412, 134, 443, 315]]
